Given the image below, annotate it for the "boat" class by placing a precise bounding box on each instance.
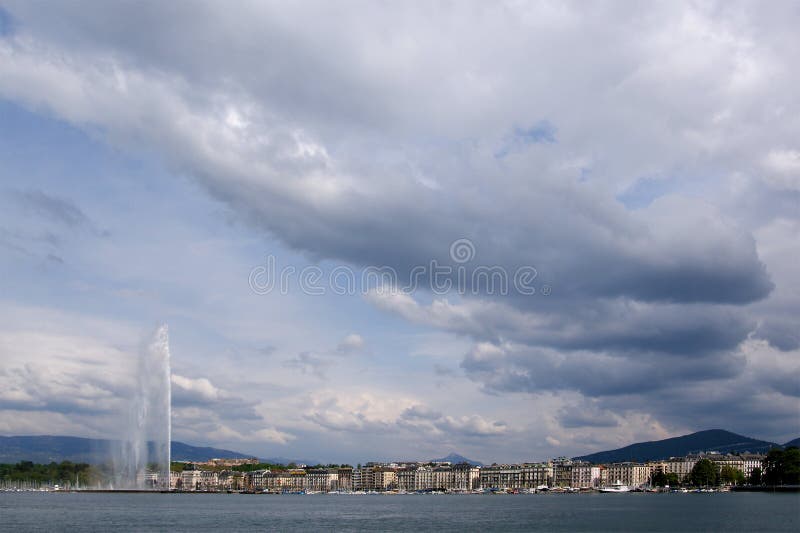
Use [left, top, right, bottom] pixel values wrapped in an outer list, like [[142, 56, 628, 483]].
[[599, 480, 630, 493]]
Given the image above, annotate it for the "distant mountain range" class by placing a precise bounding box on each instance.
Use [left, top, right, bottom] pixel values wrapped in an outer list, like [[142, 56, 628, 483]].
[[2, 430, 797, 466], [431, 453, 483, 466], [0, 436, 253, 464], [574, 429, 797, 464], [784, 437, 800, 448]]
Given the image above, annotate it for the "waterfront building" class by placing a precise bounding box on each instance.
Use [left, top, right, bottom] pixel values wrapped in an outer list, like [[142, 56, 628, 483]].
[[664, 457, 699, 481], [520, 463, 552, 488], [739, 454, 765, 478], [199, 470, 219, 491], [432, 466, 452, 490], [605, 463, 651, 488], [336, 467, 353, 491], [414, 465, 434, 490], [306, 469, 339, 492], [373, 467, 398, 490], [452, 463, 481, 491], [353, 466, 374, 491], [217, 470, 239, 490], [246, 469, 269, 490], [180, 470, 203, 491], [480, 465, 524, 490], [262, 469, 307, 491], [571, 463, 600, 488], [397, 467, 416, 491]]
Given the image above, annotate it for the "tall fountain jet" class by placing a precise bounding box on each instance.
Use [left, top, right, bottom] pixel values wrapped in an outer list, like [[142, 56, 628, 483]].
[[113, 324, 172, 489]]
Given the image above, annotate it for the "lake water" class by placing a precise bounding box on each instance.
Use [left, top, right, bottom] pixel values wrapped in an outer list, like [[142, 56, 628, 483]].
[[1, 492, 798, 532]]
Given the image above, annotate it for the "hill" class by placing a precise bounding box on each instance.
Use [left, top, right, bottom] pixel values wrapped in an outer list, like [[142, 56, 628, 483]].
[[0, 435, 253, 464], [431, 452, 483, 466], [783, 438, 800, 448], [574, 429, 779, 464], [171, 441, 253, 462]]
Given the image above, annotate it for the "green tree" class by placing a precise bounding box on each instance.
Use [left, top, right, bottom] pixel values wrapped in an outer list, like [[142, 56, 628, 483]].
[[689, 459, 718, 487], [719, 465, 745, 486], [665, 473, 681, 487], [764, 447, 800, 486], [784, 447, 800, 485], [748, 466, 762, 485], [651, 471, 668, 487]]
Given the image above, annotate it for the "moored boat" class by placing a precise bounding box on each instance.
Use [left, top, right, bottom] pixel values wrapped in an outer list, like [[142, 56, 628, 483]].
[[599, 480, 630, 493]]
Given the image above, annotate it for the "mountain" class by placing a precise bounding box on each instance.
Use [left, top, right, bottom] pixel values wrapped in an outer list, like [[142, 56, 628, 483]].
[[432, 452, 483, 466], [574, 429, 779, 464], [783, 438, 800, 448], [171, 441, 253, 462], [0, 436, 253, 464], [258, 457, 320, 466]]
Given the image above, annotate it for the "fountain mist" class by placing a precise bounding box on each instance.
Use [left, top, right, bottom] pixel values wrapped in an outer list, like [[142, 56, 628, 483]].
[[113, 324, 171, 489]]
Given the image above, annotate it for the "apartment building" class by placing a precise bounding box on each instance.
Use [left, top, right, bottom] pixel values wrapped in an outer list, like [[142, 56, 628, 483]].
[[179, 469, 203, 491], [605, 463, 651, 488], [372, 468, 398, 490], [452, 463, 480, 491], [571, 463, 601, 488], [337, 467, 353, 491], [306, 469, 339, 492], [664, 457, 699, 481], [480, 465, 524, 489]]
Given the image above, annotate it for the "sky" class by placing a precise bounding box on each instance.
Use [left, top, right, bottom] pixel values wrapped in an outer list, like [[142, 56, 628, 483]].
[[0, 1, 798, 465]]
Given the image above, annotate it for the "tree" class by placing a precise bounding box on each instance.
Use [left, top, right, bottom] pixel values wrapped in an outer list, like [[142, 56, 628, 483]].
[[748, 466, 762, 485], [719, 466, 745, 486], [689, 459, 718, 487], [784, 447, 800, 485], [665, 473, 681, 487], [764, 447, 800, 486], [651, 471, 668, 487]]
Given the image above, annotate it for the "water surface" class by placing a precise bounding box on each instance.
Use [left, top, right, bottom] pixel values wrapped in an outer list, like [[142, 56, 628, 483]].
[[1, 492, 798, 532]]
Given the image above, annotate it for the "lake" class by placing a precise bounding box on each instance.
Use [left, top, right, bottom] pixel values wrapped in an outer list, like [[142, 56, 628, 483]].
[[1, 492, 798, 532]]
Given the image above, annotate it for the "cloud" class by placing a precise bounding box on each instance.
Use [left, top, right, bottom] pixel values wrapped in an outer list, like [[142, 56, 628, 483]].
[[0, 6, 13, 37], [14, 189, 93, 229], [0, 1, 797, 456], [367, 291, 754, 357], [0, 3, 777, 307], [336, 333, 365, 354], [763, 148, 800, 191], [283, 351, 330, 379], [556, 399, 619, 429], [304, 391, 508, 440], [495, 120, 557, 158], [172, 374, 223, 402]]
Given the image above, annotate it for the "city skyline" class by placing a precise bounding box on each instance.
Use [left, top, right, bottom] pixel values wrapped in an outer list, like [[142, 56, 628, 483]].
[[0, 1, 798, 466]]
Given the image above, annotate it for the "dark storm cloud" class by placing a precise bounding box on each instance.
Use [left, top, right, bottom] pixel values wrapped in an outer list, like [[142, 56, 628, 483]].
[[754, 318, 800, 352], [460, 343, 745, 398], [0, 3, 777, 307]]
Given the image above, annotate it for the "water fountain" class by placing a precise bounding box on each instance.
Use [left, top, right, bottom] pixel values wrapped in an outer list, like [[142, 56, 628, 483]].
[[112, 324, 172, 490]]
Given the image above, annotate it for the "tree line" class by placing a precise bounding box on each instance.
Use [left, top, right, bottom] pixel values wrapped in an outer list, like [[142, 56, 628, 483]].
[[0, 461, 96, 485]]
